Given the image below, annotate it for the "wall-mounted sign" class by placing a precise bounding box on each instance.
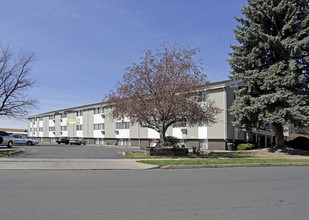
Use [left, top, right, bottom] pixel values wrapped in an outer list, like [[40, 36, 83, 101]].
[[66, 118, 81, 125]]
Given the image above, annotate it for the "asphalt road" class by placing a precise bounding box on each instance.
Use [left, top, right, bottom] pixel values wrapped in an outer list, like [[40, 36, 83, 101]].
[[1, 166, 309, 220], [8, 143, 139, 159]]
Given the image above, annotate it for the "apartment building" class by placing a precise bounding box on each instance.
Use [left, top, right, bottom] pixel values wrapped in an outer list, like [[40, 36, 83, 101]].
[[28, 80, 275, 150]]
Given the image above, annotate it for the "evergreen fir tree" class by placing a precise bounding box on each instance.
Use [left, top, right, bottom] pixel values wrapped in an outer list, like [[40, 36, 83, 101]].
[[228, 0, 309, 148]]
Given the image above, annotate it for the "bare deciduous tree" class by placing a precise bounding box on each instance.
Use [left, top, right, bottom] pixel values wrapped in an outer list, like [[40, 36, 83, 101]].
[[0, 44, 38, 119], [105, 43, 222, 146]]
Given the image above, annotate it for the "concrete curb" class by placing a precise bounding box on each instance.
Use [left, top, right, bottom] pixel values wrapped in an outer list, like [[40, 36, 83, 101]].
[[160, 162, 309, 169]]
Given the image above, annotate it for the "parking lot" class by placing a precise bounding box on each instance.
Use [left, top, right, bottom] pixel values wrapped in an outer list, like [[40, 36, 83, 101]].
[[6, 143, 140, 159]]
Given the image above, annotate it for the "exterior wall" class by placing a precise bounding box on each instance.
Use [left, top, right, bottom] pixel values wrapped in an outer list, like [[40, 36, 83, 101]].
[[85, 109, 94, 138], [104, 108, 116, 139], [207, 88, 225, 139], [208, 140, 226, 150]]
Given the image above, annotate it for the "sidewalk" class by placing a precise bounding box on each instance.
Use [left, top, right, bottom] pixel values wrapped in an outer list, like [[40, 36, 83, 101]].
[[0, 158, 158, 170]]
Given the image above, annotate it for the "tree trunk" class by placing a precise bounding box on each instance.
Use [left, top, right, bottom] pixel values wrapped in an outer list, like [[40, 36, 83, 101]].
[[274, 123, 285, 148], [159, 125, 166, 147]]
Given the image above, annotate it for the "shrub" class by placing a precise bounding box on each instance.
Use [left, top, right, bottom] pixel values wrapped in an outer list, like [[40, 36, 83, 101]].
[[286, 136, 309, 151], [164, 136, 180, 147], [237, 143, 255, 150]]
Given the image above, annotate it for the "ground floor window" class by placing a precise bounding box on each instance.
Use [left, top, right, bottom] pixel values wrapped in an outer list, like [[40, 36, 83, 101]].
[[95, 138, 105, 145], [50, 138, 56, 143], [117, 138, 130, 146], [199, 139, 208, 149]]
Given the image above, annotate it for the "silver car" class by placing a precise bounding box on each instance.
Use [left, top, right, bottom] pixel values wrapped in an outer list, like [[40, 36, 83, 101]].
[[0, 131, 14, 148], [13, 135, 38, 146], [69, 137, 86, 145]]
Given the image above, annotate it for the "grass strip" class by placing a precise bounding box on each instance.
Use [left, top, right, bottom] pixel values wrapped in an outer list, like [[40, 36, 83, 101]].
[[137, 158, 309, 166], [0, 149, 20, 157], [125, 151, 255, 159]]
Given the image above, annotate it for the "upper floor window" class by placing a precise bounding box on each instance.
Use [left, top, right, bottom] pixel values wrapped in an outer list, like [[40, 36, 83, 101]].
[[49, 115, 55, 120], [116, 122, 130, 129], [76, 110, 83, 116], [39, 127, 43, 132], [76, 125, 83, 131], [94, 107, 104, 114], [39, 117, 43, 121], [61, 126, 67, 131], [94, 123, 104, 130], [198, 91, 207, 102], [49, 126, 55, 132], [61, 113, 67, 118]]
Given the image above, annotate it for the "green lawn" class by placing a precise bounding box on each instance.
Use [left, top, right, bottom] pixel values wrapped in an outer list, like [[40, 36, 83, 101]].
[[137, 158, 309, 166], [125, 151, 255, 159], [0, 149, 20, 157]]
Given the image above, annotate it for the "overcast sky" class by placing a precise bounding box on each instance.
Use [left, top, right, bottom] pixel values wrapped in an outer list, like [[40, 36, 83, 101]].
[[0, 0, 247, 129]]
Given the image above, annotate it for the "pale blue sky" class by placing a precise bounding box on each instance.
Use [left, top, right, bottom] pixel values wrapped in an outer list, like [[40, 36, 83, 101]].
[[0, 0, 247, 129]]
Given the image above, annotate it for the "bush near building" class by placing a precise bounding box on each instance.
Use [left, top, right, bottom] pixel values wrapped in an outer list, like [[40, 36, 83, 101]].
[[237, 143, 255, 150], [286, 136, 309, 151]]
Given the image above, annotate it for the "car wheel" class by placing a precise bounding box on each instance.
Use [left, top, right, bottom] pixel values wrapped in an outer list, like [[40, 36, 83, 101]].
[[27, 141, 33, 146], [58, 142, 60, 144], [7, 141, 13, 148]]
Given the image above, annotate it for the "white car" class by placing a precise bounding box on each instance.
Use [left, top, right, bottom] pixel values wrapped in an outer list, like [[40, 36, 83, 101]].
[[0, 131, 14, 148], [13, 135, 38, 146]]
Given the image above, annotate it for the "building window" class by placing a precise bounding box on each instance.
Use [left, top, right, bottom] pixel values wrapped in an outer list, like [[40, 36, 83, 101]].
[[116, 122, 130, 129], [96, 138, 105, 145], [61, 126, 67, 131], [76, 110, 83, 116], [30, 128, 32, 132], [49, 115, 55, 120], [33, 128, 37, 132], [117, 139, 130, 146], [49, 127, 55, 132], [39, 117, 43, 121], [94, 123, 104, 130], [198, 91, 207, 102], [94, 107, 104, 114], [76, 125, 83, 130], [39, 127, 43, 132], [61, 113, 67, 118]]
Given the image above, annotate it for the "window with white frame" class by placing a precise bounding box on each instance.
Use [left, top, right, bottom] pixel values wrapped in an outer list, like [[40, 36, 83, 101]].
[[94, 123, 104, 130], [76, 125, 83, 130], [76, 110, 83, 116], [117, 138, 130, 146], [61, 126, 67, 131], [61, 113, 67, 118], [49, 115, 55, 120], [39, 127, 43, 132], [94, 107, 104, 114], [116, 122, 130, 129], [49, 127, 55, 132], [39, 117, 43, 121]]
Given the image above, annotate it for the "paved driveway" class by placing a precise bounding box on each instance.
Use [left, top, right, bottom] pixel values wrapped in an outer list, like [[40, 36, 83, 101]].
[[8, 143, 140, 159]]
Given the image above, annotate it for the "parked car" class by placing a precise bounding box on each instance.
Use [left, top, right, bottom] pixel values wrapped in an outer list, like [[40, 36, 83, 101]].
[[13, 135, 38, 146], [0, 131, 14, 148], [56, 137, 70, 145], [69, 137, 86, 145]]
